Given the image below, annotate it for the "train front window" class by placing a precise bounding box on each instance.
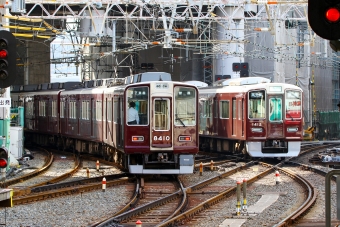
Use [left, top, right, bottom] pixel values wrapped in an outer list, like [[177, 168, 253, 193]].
[[285, 90, 302, 119], [269, 97, 282, 121], [126, 86, 149, 125], [174, 86, 196, 126], [248, 90, 265, 119], [154, 99, 170, 130]]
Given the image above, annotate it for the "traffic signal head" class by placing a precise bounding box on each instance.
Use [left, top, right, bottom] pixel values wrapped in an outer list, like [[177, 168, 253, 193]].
[[240, 69, 249, 77], [308, 0, 340, 40], [0, 148, 8, 169], [141, 63, 154, 69], [232, 63, 241, 71], [241, 63, 249, 70], [215, 75, 231, 81], [0, 31, 16, 88]]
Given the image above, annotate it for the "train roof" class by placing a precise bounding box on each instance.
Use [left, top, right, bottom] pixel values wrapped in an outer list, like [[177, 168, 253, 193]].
[[60, 86, 106, 95], [200, 78, 303, 94], [125, 72, 172, 85], [125, 79, 200, 88], [212, 77, 271, 87], [184, 81, 209, 88]]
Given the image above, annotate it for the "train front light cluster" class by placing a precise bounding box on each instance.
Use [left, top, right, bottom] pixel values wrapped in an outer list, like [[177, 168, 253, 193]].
[[132, 136, 144, 142], [287, 127, 298, 132], [251, 128, 263, 133], [179, 136, 191, 142]]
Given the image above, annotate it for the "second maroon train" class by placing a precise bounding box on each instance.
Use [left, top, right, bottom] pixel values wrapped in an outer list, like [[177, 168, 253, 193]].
[[196, 77, 303, 158], [11, 73, 303, 174]]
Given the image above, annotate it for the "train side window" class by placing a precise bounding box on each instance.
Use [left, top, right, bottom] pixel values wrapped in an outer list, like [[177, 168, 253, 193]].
[[238, 100, 242, 120], [27, 98, 33, 116], [39, 101, 46, 117], [114, 99, 118, 122], [220, 100, 229, 119], [52, 100, 57, 117], [82, 100, 89, 120], [201, 100, 211, 118], [69, 101, 76, 119], [232, 99, 236, 119], [60, 100, 65, 118], [96, 101, 102, 121], [107, 99, 112, 122], [248, 90, 265, 119]]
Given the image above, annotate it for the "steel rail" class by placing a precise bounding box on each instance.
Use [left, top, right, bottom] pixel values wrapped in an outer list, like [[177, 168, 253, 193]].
[[273, 166, 317, 227], [96, 177, 185, 227], [158, 163, 274, 227], [13, 178, 132, 205], [0, 148, 53, 188]]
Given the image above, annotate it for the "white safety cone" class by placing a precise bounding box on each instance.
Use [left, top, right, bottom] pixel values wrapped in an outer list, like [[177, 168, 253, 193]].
[[96, 160, 100, 171], [275, 170, 281, 184], [102, 177, 106, 192], [136, 220, 142, 227]]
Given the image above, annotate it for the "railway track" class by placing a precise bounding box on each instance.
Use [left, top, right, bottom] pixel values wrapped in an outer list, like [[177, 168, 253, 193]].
[[93, 175, 184, 227], [3, 147, 132, 203], [1, 143, 338, 226], [1, 148, 53, 188], [13, 174, 134, 205], [7, 148, 81, 196], [90, 143, 334, 227]]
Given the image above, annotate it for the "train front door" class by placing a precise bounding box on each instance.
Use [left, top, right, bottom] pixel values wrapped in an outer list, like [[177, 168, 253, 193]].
[[151, 98, 172, 148], [267, 95, 284, 138]]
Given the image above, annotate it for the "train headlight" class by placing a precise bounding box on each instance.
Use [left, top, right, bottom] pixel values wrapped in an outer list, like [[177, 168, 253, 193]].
[[132, 136, 144, 142], [287, 127, 298, 132], [251, 128, 263, 133], [179, 136, 191, 142]]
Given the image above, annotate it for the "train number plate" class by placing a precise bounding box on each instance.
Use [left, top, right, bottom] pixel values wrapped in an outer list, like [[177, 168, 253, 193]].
[[153, 136, 171, 141]]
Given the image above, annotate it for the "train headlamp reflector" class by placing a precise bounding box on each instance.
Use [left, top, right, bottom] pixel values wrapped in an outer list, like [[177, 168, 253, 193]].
[[132, 136, 144, 141], [179, 136, 191, 141], [287, 127, 298, 132], [251, 128, 263, 133]]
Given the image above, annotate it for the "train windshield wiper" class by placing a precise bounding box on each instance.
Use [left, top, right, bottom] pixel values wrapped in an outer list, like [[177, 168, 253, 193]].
[[175, 114, 186, 127]]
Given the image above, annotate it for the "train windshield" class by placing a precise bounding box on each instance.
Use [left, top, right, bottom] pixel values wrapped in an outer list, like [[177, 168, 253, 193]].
[[174, 86, 196, 126], [285, 90, 302, 119], [248, 90, 266, 119], [269, 97, 282, 121], [154, 98, 170, 130], [126, 86, 149, 125]]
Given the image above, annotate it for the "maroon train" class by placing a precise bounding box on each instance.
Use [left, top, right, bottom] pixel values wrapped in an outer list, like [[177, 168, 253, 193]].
[[198, 77, 303, 158], [11, 72, 199, 174]]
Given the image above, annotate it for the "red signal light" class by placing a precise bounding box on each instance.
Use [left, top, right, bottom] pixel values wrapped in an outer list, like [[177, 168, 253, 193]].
[[0, 158, 7, 168], [0, 50, 7, 59], [326, 7, 340, 23]]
